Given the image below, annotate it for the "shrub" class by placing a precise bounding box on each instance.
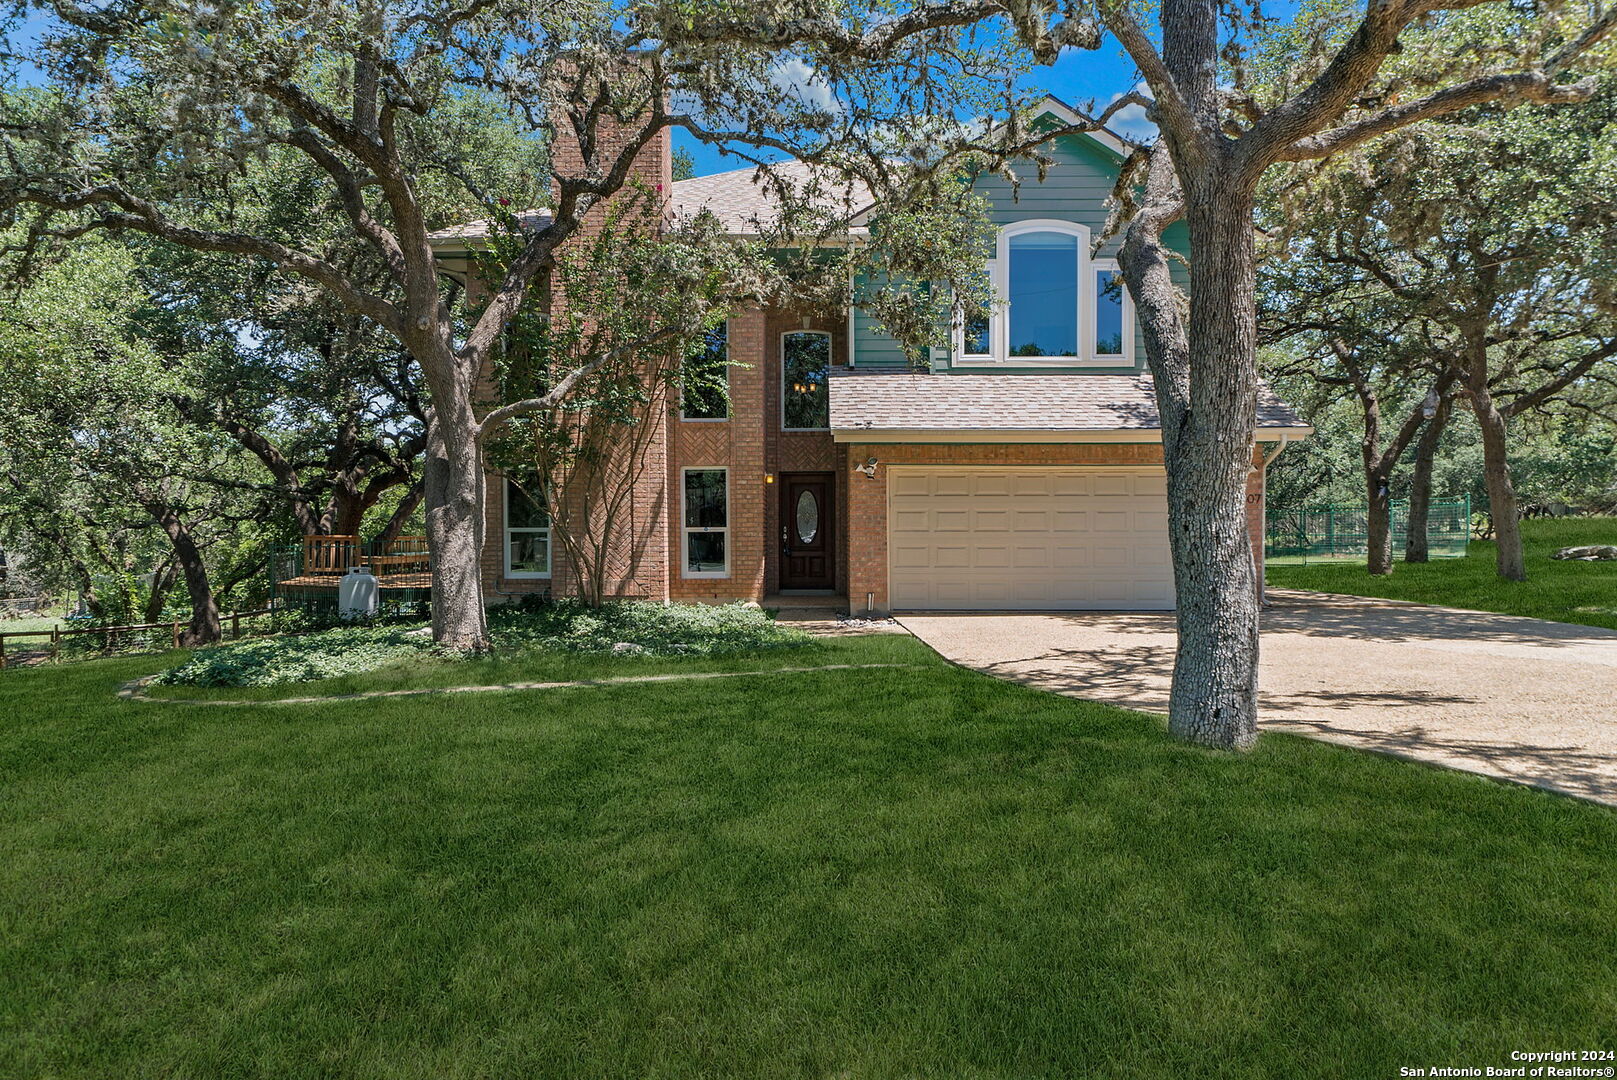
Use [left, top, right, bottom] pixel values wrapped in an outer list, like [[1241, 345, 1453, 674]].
[[154, 626, 438, 687], [153, 601, 811, 688], [489, 599, 811, 656]]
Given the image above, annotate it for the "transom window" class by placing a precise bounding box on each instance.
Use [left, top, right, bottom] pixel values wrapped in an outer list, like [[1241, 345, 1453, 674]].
[[504, 474, 551, 578], [958, 221, 1134, 366], [680, 322, 730, 421], [682, 468, 729, 577], [782, 331, 831, 430]]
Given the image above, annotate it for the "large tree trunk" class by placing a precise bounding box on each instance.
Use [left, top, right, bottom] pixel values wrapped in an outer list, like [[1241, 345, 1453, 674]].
[[1472, 387, 1526, 580], [1159, 181, 1263, 751], [423, 403, 491, 651], [373, 479, 425, 546], [144, 556, 177, 623], [1404, 392, 1452, 563], [1355, 380, 1394, 576], [1365, 469, 1394, 576], [141, 499, 221, 646]]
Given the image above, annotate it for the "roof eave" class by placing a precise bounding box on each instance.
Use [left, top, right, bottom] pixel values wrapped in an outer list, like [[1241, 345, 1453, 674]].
[[830, 424, 1313, 444]]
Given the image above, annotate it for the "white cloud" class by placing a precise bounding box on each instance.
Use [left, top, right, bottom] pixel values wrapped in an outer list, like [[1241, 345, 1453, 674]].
[[771, 56, 842, 118], [1105, 83, 1157, 142]]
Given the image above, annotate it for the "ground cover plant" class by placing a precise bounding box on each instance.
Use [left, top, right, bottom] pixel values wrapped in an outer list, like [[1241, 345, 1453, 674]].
[[2, 636, 1614, 1078], [1267, 517, 1617, 630], [153, 601, 812, 688]]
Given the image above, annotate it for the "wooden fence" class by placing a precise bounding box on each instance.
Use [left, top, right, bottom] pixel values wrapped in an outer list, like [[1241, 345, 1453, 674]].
[[0, 608, 277, 669]]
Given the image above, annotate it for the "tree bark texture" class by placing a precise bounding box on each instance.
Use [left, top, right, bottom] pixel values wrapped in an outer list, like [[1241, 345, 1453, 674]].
[[141, 500, 222, 646], [1161, 182, 1263, 751], [1404, 392, 1452, 563], [1472, 387, 1526, 580], [422, 404, 492, 651], [1354, 378, 1394, 576]]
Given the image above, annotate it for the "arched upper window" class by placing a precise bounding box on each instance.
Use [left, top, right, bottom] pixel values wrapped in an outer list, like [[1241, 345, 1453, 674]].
[[958, 220, 1133, 366]]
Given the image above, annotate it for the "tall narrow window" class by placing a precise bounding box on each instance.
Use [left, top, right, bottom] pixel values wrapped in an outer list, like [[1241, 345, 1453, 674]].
[[1095, 266, 1126, 358], [681, 322, 730, 420], [682, 468, 729, 577], [504, 475, 550, 578], [782, 331, 831, 430], [1007, 230, 1079, 357], [962, 309, 992, 357]]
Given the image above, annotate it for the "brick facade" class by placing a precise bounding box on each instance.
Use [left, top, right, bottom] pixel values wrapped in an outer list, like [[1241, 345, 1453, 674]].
[[469, 88, 1278, 613], [481, 82, 673, 604], [664, 305, 847, 601]]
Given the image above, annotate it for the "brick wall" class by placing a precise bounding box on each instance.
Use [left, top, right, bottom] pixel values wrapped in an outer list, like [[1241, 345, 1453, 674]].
[[843, 441, 1268, 614], [664, 303, 844, 601], [480, 81, 672, 605]]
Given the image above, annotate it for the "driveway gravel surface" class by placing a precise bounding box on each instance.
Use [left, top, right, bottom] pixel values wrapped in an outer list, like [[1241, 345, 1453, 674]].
[[900, 589, 1617, 806]]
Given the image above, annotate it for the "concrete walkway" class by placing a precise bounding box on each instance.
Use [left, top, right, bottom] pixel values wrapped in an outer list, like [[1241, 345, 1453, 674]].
[[900, 589, 1617, 807]]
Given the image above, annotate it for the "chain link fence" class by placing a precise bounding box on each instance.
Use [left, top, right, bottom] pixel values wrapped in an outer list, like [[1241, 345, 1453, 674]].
[[1265, 497, 1470, 565]]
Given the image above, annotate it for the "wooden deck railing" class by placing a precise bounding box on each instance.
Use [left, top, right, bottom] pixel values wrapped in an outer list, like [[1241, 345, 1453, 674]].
[[0, 607, 277, 670]]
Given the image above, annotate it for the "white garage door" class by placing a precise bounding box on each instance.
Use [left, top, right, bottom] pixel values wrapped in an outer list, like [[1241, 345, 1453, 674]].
[[888, 467, 1174, 610]]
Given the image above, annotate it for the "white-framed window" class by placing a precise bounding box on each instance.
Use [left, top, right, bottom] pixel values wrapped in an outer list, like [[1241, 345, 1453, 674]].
[[1092, 258, 1134, 362], [681, 467, 729, 577], [781, 330, 831, 431], [680, 321, 730, 421], [953, 219, 1133, 366], [503, 474, 551, 578]]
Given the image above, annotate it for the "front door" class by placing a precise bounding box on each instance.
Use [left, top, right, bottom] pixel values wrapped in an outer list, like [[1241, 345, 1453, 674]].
[[779, 473, 835, 589]]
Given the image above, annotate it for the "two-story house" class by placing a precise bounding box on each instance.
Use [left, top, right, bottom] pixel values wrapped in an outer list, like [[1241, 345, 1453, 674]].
[[429, 95, 1310, 615]]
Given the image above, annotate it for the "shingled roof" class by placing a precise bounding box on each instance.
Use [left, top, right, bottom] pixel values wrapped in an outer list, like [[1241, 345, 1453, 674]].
[[427, 162, 871, 249], [668, 160, 872, 236], [829, 371, 1311, 440]]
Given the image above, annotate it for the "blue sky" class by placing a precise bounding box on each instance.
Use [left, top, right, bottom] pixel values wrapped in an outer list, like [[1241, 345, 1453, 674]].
[[674, 38, 1158, 178]]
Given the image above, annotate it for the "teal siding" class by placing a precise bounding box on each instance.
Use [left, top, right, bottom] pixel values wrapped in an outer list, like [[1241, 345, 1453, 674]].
[[850, 273, 925, 370], [850, 129, 1183, 376]]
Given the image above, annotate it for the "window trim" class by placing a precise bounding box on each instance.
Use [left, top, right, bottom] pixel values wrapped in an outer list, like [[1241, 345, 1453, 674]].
[[679, 319, 731, 422], [780, 329, 833, 432], [502, 474, 552, 580], [1090, 258, 1135, 365], [680, 466, 731, 579], [952, 219, 1133, 368]]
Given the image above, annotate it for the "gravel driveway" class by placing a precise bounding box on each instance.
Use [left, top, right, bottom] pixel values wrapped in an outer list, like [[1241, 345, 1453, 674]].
[[899, 589, 1617, 807]]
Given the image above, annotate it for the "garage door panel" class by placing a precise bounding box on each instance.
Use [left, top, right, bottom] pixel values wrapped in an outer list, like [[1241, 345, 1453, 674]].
[[1093, 474, 1131, 496], [888, 466, 1173, 611]]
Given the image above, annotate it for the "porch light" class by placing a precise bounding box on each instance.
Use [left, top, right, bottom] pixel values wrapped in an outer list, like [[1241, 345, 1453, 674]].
[[765, 473, 775, 484]]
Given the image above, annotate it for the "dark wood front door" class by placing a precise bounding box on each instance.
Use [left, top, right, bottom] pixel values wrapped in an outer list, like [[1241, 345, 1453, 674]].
[[779, 473, 835, 589]]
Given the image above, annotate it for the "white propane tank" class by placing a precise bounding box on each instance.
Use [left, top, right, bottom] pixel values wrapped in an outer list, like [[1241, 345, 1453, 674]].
[[337, 565, 379, 620]]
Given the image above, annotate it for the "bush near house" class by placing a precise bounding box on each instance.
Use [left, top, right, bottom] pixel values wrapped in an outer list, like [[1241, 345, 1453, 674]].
[[154, 600, 812, 688]]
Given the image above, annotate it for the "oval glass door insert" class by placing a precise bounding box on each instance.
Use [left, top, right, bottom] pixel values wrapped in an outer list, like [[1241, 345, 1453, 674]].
[[795, 489, 819, 544]]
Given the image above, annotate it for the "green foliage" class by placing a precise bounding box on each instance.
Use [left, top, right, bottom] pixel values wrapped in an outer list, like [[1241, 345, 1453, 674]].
[[155, 600, 811, 687], [154, 626, 439, 687], [1268, 516, 1617, 629], [7, 640, 1617, 1075], [488, 598, 813, 656], [671, 145, 696, 182]]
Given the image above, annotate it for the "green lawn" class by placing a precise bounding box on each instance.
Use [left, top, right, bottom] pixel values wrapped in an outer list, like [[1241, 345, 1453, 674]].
[[4, 636, 1616, 1078], [1267, 516, 1617, 630]]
